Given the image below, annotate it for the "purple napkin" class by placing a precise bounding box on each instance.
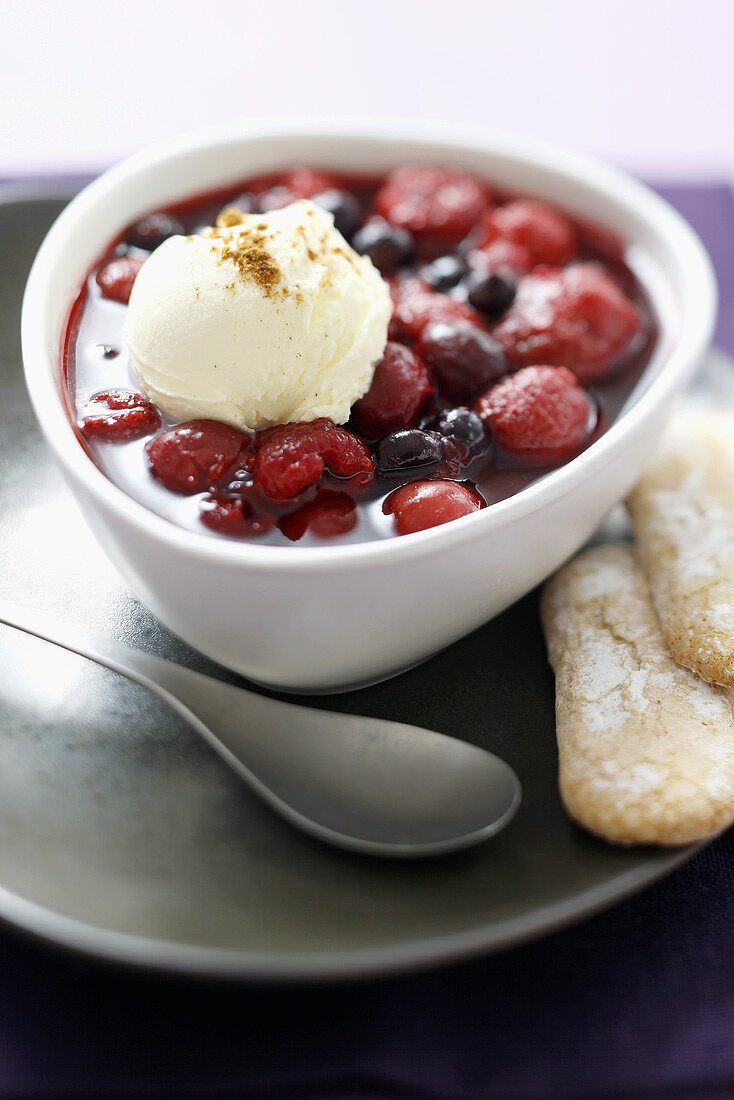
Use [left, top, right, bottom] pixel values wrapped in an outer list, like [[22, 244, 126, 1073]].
[[0, 182, 732, 1100]]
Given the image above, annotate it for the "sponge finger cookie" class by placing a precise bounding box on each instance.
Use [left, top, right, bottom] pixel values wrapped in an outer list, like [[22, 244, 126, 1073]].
[[627, 415, 734, 687], [541, 543, 734, 846]]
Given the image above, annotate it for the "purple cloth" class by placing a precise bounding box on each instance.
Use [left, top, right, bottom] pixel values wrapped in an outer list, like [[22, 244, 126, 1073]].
[[1, 182, 733, 1100], [656, 184, 734, 355]]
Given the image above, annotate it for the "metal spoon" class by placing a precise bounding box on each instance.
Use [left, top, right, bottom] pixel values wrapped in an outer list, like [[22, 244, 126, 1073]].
[[0, 599, 521, 858]]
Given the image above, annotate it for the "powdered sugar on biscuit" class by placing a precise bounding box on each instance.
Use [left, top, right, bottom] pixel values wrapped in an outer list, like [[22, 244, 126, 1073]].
[[541, 543, 734, 845], [628, 414, 734, 686]]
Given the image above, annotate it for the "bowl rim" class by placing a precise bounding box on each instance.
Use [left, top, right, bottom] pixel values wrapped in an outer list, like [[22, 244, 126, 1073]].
[[21, 118, 718, 573]]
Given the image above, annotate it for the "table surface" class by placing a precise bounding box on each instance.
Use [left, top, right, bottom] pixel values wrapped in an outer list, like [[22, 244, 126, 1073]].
[[1, 181, 733, 1100]]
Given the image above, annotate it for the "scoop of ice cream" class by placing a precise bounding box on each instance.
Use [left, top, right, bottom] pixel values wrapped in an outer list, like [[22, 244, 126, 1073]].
[[125, 200, 391, 431]]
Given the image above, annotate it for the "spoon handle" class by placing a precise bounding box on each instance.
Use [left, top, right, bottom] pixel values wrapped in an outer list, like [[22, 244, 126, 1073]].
[[0, 596, 231, 713], [0, 597, 303, 793], [0, 597, 437, 810]]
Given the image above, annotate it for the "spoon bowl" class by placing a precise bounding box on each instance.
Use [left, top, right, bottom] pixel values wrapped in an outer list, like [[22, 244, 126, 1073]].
[[0, 599, 521, 857]]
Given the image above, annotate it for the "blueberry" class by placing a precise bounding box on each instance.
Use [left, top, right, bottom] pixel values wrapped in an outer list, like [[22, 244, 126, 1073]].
[[126, 212, 184, 251], [419, 255, 467, 292], [465, 270, 516, 317], [435, 408, 488, 457], [417, 322, 507, 404], [312, 189, 362, 240], [352, 218, 414, 275], [377, 429, 443, 478]]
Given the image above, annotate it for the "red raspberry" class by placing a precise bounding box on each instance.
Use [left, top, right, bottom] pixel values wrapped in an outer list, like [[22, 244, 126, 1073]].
[[491, 264, 641, 382], [253, 419, 374, 501], [95, 256, 145, 304], [280, 491, 357, 541], [199, 493, 274, 536], [474, 365, 593, 467], [374, 167, 491, 256], [388, 276, 486, 344], [78, 390, 161, 443], [146, 420, 251, 495], [475, 200, 576, 267], [351, 342, 434, 438], [383, 480, 485, 536]]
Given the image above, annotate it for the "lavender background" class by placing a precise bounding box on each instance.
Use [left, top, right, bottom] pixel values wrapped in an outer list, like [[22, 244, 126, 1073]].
[[3, 0, 732, 181]]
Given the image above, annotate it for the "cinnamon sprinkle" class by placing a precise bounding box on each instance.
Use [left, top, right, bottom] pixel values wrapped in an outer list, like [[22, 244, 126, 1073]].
[[216, 205, 248, 229], [209, 225, 283, 297]]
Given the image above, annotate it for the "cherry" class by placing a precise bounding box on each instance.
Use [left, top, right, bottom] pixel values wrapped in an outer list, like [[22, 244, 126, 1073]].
[[475, 200, 576, 266], [312, 189, 362, 239], [351, 342, 433, 439], [384, 480, 485, 535], [199, 493, 273, 536], [374, 167, 491, 256], [95, 256, 144, 304], [280, 491, 357, 541], [491, 263, 642, 382], [253, 419, 373, 501], [352, 218, 414, 275], [126, 212, 184, 251], [78, 390, 161, 443], [474, 365, 594, 467], [416, 321, 507, 404], [377, 428, 444, 478], [146, 420, 252, 495], [388, 276, 486, 344]]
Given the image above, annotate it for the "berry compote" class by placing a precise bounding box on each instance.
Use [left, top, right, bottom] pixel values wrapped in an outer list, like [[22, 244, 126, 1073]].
[[64, 165, 657, 545]]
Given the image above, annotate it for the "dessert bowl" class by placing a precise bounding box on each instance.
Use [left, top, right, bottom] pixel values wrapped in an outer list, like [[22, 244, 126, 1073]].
[[21, 122, 717, 692]]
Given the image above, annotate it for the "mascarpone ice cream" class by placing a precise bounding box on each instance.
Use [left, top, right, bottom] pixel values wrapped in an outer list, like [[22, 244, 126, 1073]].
[[125, 200, 391, 431]]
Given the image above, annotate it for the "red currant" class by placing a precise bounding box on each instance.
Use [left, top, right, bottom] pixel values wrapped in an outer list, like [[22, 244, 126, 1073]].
[[95, 256, 144, 304]]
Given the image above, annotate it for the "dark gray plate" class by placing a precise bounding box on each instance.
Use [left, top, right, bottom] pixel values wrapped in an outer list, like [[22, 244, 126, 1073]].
[[0, 193, 705, 981]]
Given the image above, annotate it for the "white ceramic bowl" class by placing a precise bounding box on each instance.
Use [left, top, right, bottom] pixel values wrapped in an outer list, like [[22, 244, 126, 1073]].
[[22, 122, 717, 692]]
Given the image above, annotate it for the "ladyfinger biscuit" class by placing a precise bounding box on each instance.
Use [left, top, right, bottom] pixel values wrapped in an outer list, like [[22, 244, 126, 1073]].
[[627, 415, 734, 687], [541, 543, 734, 845]]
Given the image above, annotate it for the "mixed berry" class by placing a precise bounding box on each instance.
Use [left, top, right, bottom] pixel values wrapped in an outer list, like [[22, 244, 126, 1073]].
[[66, 164, 656, 545]]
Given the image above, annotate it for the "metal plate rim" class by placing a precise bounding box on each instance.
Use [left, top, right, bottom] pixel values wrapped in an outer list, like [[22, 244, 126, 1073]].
[[0, 843, 699, 982]]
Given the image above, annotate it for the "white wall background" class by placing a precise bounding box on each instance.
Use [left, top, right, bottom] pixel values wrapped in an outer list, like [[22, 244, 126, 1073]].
[[2, 0, 732, 178]]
